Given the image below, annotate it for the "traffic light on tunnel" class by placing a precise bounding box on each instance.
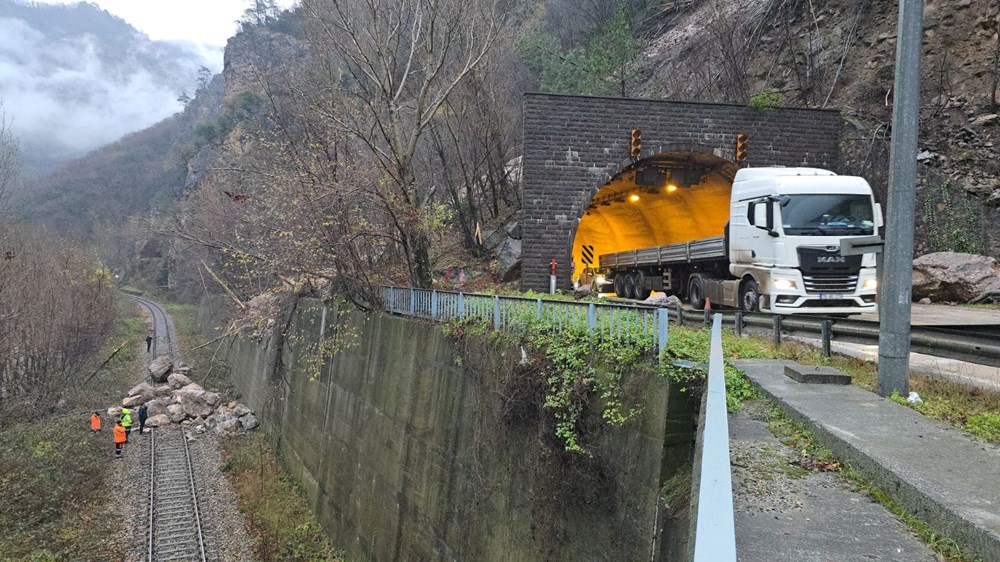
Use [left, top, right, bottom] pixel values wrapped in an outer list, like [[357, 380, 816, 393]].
[[735, 133, 749, 166], [630, 128, 642, 159]]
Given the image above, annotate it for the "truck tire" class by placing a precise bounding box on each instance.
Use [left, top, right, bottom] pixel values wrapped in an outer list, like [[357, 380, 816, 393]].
[[613, 274, 626, 298], [688, 275, 706, 310], [740, 278, 760, 313], [632, 271, 652, 300], [624, 272, 638, 300]]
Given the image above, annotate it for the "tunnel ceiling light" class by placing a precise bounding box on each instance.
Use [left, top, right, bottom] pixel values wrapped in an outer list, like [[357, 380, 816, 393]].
[[629, 194, 640, 202]]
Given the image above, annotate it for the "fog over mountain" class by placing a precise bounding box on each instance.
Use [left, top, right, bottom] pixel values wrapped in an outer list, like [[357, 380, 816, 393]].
[[0, 0, 216, 176]]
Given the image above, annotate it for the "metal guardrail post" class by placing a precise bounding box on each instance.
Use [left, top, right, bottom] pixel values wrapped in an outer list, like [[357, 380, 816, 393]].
[[493, 296, 501, 329], [657, 308, 668, 359], [587, 303, 596, 330], [535, 298, 542, 320], [772, 315, 782, 347], [821, 320, 832, 358], [458, 293, 465, 319], [431, 290, 438, 320], [735, 310, 743, 336], [692, 314, 736, 561], [408, 287, 415, 316], [676, 303, 684, 326]]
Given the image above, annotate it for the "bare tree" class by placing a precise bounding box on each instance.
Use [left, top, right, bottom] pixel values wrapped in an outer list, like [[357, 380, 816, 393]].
[[0, 104, 20, 214], [299, 0, 513, 287]]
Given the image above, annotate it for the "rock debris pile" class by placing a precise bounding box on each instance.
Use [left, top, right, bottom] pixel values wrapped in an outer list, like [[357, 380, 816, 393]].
[[109, 355, 259, 435]]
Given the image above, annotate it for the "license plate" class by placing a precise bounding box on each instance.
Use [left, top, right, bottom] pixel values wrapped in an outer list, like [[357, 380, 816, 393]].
[[817, 293, 839, 300]]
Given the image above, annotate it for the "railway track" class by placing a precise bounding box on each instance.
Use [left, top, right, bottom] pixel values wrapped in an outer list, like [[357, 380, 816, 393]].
[[128, 295, 210, 561], [147, 427, 208, 562], [131, 295, 179, 360]]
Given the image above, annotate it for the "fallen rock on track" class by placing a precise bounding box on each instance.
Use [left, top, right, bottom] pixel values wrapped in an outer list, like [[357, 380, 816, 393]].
[[114, 362, 260, 437], [167, 372, 193, 389], [149, 356, 173, 383]]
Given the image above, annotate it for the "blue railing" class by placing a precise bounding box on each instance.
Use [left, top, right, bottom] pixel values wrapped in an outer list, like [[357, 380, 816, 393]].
[[380, 286, 670, 356], [692, 314, 736, 561]]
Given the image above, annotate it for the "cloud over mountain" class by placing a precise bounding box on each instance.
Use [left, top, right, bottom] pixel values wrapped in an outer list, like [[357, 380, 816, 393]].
[[0, 0, 214, 176]]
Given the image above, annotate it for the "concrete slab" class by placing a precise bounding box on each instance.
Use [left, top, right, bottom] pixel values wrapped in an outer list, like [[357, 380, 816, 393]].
[[786, 335, 1000, 392], [731, 401, 936, 562], [783, 364, 851, 385], [736, 359, 1000, 562]]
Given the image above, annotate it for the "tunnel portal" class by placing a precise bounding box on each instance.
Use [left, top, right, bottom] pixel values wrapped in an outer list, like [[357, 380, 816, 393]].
[[521, 93, 843, 292]]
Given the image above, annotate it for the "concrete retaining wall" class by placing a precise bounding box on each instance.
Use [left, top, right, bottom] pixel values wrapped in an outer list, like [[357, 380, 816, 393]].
[[201, 297, 694, 561]]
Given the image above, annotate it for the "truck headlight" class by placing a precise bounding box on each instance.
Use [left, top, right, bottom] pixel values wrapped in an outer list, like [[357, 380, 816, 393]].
[[774, 278, 797, 290], [863, 278, 877, 290]]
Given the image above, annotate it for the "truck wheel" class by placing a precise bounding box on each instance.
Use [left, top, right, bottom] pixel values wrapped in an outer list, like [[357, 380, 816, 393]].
[[688, 275, 706, 309], [624, 272, 638, 300], [632, 271, 652, 300], [613, 274, 626, 298], [740, 279, 760, 313]]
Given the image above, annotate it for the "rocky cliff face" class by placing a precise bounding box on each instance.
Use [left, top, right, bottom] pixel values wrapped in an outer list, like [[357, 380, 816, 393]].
[[635, 0, 1000, 256]]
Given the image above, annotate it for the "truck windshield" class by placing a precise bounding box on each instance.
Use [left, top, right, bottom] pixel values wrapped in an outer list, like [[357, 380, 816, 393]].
[[780, 194, 875, 236]]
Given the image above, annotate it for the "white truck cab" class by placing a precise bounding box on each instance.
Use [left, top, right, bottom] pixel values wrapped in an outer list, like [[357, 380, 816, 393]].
[[728, 167, 882, 314]]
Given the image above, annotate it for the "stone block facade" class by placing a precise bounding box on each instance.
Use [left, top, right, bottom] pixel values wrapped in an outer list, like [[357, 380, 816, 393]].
[[521, 93, 843, 292]]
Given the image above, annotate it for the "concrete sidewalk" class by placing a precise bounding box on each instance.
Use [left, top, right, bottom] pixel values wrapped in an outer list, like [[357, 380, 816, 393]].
[[736, 359, 1000, 562]]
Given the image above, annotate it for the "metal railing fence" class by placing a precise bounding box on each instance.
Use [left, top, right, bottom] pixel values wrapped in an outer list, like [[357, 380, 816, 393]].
[[692, 313, 737, 561], [381, 286, 670, 356]]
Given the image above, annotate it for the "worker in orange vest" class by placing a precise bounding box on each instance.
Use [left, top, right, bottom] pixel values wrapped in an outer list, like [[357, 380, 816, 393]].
[[113, 420, 127, 458], [90, 412, 101, 432]]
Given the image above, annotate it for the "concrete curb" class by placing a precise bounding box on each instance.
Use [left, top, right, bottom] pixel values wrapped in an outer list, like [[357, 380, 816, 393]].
[[735, 359, 1000, 562]]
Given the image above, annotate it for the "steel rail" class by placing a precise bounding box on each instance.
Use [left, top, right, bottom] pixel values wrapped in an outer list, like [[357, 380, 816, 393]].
[[147, 429, 155, 562], [147, 427, 208, 562]]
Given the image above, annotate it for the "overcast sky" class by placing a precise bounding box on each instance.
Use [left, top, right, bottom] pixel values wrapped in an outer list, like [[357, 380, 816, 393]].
[[31, 0, 298, 57]]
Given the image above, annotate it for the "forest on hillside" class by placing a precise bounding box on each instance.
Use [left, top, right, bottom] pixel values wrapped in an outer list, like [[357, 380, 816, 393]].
[[13, 0, 1000, 310]]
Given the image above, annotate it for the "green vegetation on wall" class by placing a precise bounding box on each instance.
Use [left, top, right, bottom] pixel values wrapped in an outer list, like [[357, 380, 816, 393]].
[[920, 179, 986, 255]]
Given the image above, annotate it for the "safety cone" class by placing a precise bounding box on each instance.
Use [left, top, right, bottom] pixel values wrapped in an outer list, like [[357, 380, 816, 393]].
[[705, 297, 711, 310]]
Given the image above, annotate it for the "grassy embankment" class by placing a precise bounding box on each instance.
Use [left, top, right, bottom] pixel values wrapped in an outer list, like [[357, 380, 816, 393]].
[[0, 298, 145, 561], [162, 301, 342, 561]]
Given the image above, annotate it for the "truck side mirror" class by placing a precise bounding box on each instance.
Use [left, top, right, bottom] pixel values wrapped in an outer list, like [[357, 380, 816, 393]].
[[874, 203, 884, 229], [753, 203, 767, 229], [765, 202, 778, 237]]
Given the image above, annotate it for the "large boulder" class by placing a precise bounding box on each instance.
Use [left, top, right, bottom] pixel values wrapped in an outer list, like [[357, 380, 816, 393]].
[[912, 252, 1000, 302], [145, 398, 171, 418], [167, 373, 193, 389], [167, 404, 186, 423], [232, 403, 252, 418], [204, 392, 221, 407], [127, 382, 156, 403], [496, 237, 522, 282], [154, 385, 173, 398], [239, 414, 259, 431], [180, 382, 204, 393], [176, 387, 213, 418], [145, 414, 171, 428], [149, 356, 173, 383], [216, 417, 242, 435], [122, 395, 145, 408], [107, 406, 122, 419]]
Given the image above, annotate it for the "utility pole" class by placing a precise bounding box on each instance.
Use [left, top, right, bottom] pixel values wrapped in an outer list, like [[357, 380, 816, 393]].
[[878, 0, 924, 397]]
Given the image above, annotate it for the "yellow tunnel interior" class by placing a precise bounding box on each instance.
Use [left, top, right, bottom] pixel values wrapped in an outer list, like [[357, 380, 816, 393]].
[[572, 153, 736, 283]]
